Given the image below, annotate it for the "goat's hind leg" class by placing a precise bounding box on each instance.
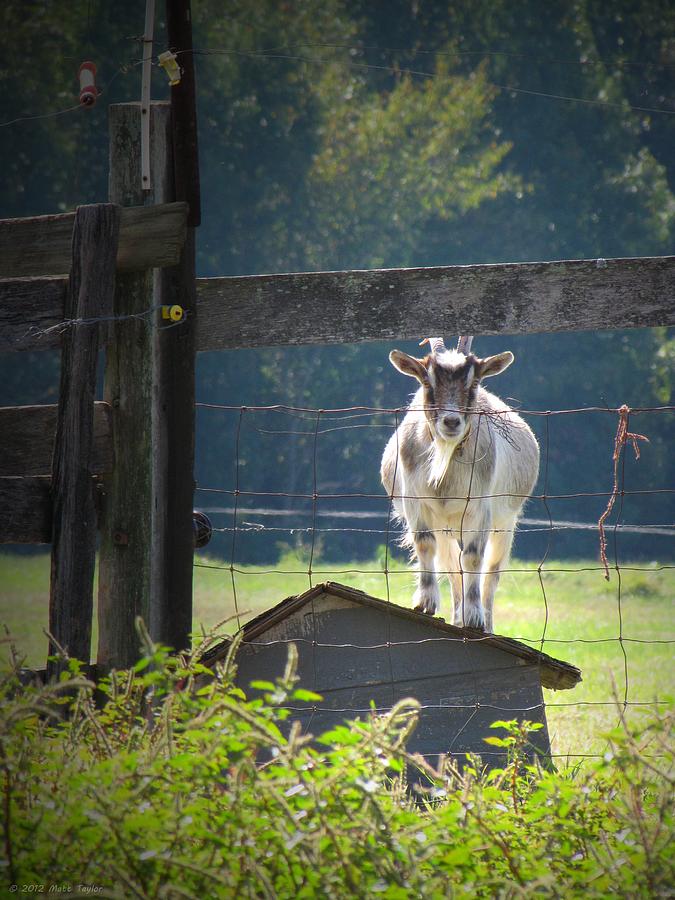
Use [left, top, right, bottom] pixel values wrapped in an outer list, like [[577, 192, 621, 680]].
[[408, 517, 440, 615], [436, 533, 463, 626], [481, 523, 515, 634], [456, 511, 491, 631]]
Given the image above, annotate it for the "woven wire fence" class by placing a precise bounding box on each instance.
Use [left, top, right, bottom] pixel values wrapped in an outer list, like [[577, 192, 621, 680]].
[[193, 401, 675, 761]]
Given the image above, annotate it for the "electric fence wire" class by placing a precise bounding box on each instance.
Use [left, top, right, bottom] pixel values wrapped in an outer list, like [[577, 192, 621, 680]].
[[2, 32, 672, 131], [0, 53, 147, 130], [10, 34, 666, 133], [182, 44, 675, 117]]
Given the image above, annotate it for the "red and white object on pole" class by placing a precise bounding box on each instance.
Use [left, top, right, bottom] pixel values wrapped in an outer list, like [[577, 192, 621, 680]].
[[78, 61, 98, 107]]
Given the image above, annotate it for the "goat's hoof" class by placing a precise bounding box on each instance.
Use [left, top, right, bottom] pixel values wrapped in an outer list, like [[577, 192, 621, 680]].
[[462, 609, 486, 631], [413, 595, 438, 616]]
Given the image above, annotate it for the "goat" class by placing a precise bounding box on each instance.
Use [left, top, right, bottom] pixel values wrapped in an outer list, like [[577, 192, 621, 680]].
[[380, 335, 539, 632]]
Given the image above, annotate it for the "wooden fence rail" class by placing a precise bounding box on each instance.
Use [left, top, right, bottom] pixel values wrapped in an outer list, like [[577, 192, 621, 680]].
[[0, 478, 53, 544], [0, 402, 112, 477], [195, 255, 675, 350], [4, 255, 673, 354], [0, 200, 188, 351], [0, 201, 188, 278]]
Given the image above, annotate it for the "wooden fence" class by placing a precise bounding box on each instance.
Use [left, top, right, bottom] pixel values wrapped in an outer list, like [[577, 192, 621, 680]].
[[1, 91, 674, 677], [0, 102, 194, 676]]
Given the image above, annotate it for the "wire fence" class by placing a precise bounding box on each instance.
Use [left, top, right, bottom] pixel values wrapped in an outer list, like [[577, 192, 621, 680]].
[[192, 401, 675, 762]]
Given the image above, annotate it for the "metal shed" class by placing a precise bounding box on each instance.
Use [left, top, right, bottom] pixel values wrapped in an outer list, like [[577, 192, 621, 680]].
[[204, 582, 581, 767]]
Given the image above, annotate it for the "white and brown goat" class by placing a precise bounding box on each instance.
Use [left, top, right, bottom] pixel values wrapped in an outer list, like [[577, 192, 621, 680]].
[[381, 336, 539, 632]]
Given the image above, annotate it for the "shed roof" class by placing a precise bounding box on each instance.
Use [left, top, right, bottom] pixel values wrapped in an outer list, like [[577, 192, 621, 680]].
[[203, 581, 582, 691]]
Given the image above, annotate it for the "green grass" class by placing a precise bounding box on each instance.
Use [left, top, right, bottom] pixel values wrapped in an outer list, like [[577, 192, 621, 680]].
[[1, 550, 672, 761]]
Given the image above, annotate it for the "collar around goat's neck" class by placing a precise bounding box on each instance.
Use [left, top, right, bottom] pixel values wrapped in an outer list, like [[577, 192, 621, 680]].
[[427, 421, 473, 456]]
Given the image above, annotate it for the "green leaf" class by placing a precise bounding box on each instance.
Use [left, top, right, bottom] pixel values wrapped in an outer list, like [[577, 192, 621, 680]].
[[133, 657, 151, 673], [292, 688, 323, 702], [489, 720, 518, 730], [249, 680, 276, 691]]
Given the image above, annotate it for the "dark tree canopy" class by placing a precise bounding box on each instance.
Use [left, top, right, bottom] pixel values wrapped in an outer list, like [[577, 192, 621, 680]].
[[0, 0, 672, 561]]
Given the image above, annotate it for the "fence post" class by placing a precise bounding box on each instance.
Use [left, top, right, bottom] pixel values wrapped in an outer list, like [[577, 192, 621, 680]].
[[98, 103, 166, 669], [147, 101, 196, 652], [97, 101, 195, 670], [48, 203, 120, 678], [151, 237, 196, 652], [155, 0, 199, 650]]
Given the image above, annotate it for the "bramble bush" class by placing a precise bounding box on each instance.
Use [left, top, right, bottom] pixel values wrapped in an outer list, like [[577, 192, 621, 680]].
[[0, 623, 672, 899]]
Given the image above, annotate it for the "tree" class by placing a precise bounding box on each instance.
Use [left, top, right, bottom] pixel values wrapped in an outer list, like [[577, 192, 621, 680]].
[[0, 0, 672, 561]]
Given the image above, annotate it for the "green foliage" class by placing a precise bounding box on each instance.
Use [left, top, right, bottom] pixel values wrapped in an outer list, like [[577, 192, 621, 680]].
[[307, 55, 520, 269], [1, 638, 672, 898]]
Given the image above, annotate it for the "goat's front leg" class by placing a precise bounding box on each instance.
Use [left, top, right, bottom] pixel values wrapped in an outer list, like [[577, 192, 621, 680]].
[[409, 520, 440, 615], [456, 514, 490, 631]]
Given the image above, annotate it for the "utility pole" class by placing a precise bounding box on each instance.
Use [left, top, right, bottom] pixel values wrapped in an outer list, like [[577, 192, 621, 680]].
[[153, 0, 200, 651]]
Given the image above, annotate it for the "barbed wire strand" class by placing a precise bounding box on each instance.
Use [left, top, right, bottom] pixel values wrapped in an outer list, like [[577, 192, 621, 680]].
[[206, 521, 675, 538], [194, 559, 674, 577], [14, 304, 187, 348], [196, 401, 675, 416], [195, 485, 675, 502], [214, 635, 672, 648]]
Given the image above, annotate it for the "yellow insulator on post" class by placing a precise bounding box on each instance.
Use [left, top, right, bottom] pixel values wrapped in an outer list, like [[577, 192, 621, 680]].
[[161, 305, 184, 322], [158, 50, 182, 86]]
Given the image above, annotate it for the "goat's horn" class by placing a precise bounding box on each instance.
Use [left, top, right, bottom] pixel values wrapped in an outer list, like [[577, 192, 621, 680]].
[[419, 337, 446, 355], [457, 335, 474, 354]]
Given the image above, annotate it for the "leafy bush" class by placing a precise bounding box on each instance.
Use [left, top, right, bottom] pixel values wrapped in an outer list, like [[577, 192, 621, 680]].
[[1, 626, 672, 898]]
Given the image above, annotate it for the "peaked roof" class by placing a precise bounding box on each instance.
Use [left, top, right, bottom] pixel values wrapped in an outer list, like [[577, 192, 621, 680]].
[[202, 581, 582, 691]]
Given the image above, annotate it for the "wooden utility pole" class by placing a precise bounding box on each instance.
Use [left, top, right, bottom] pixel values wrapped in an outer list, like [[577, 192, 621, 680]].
[[98, 0, 200, 665], [166, 0, 201, 226], [98, 104, 173, 669], [153, 0, 199, 650]]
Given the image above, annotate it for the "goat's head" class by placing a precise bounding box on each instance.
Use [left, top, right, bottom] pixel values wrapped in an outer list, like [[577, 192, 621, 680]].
[[389, 336, 514, 448]]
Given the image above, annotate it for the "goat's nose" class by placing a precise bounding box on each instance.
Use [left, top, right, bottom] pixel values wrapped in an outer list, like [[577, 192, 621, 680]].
[[442, 414, 461, 431]]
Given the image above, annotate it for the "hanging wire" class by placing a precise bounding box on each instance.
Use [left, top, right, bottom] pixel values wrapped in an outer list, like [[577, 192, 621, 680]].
[[613, 411, 631, 711]]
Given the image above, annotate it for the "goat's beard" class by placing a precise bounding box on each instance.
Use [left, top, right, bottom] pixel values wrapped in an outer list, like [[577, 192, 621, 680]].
[[426, 435, 461, 489]]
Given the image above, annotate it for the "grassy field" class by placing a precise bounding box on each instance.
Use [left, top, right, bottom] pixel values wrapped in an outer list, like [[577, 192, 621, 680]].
[[1, 550, 672, 761]]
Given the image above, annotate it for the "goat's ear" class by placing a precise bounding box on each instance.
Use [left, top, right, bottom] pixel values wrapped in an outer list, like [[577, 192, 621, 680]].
[[389, 350, 428, 383], [477, 351, 514, 379]]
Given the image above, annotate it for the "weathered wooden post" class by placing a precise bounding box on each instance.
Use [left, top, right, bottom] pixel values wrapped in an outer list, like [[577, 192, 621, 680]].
[[97, 101, 196, 670], [48, 203, 120, 678], [98, 104, 166, 668], [156, 0, 200, 649]]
